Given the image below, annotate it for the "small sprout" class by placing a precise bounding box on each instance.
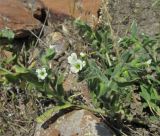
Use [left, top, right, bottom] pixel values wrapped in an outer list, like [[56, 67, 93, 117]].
[[36, 68, 48, 80], [68, 53, 86, 73]]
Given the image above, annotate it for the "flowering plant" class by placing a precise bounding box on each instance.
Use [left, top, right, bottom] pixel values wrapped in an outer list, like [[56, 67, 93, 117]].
[[68, 53, 86, 73]]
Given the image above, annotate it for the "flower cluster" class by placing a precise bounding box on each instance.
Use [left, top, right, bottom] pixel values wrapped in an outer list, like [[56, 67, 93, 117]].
[[68, 53, 86, 73]]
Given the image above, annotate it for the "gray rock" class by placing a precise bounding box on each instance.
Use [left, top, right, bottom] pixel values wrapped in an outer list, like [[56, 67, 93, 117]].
[[44, 32, 69, 59], [35, 109, 114, 136]]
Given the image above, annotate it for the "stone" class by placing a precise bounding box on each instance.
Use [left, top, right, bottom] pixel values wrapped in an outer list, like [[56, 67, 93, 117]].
[[63, 74, 91, 105], [44, 32, 69, 59], [108, 0, 160, 36], [0, 0, 41, 38], [35, 109, 114, 136], [39, 0, 101, 25], [19, 0, 46, 22]]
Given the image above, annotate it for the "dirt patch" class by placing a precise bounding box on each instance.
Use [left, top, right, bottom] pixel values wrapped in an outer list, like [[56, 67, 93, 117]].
[[108, 0, 160, 36]]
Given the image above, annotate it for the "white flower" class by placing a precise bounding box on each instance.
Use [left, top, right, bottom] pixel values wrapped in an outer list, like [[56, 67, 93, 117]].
[[80, 52, 86, 57], [68, 53, 78, 65], [70, 59, 86, 73], [146, 59, 152, 65], [68, 53, 86, 73], [36, 68, 48, 80]]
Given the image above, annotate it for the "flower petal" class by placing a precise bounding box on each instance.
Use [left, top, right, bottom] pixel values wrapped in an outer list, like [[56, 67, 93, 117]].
[[70, 66, 79, 73], [39, 75, 45, 80], [75, 59, 82, 70], [68, 53, 78, 64], [71, 53, 77, 58], [42, 68, 46, 72], [67, 56, 73, 64], [36, 69, 40, 73], [82, 61, 86, 67]]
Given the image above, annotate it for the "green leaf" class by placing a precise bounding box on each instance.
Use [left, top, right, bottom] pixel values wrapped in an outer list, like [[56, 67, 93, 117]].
[[13, 65, 28, 73], [5, 74, 20, 82], [2, 54, 16, 64], [131, 20, 137, 38], [0, 28, 15, 40], [121, 51, 132, 63], [150, 87, 160, 100], [98, 82, 107, 98], [0, 67, 12, 75], [140, 85, 151, 101], [147, 75, 160, 84], [22, 72, 43, 88], [36, 103, 72, 123], [41, 48, 55, 65], [152, 0, 160, 6]]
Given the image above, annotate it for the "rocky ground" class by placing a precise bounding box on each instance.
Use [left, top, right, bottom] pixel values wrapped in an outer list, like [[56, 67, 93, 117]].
[[0, 0, 160, 136], [108, 0, 160, 36]]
